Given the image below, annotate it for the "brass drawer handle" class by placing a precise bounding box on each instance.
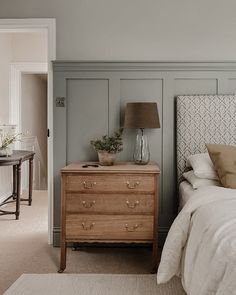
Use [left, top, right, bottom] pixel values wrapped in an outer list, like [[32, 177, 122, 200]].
[[82, 200, 96, 208], [81, 222, 95, 230], [83, 181, 96, 189], [126, 200, 140, 209], [126, 181, 140, 189], [125, 223, 142, 232]]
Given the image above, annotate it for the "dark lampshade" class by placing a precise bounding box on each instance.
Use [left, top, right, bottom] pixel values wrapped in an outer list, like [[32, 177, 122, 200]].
[[123, 102, 160, 129]]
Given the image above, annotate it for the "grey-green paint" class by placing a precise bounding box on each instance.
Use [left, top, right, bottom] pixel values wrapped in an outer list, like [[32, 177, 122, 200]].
[[53, 61, 236, 246], [1, 0, 236, 61]]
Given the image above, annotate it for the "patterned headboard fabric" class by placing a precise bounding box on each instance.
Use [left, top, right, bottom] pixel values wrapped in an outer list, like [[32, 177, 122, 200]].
[[176, 95, 236, 182]]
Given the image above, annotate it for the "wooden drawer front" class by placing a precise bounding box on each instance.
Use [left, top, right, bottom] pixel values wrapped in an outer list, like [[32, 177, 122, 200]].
[[66, 174, 154, 193], [66, 215, 153, 241], [66, 193, 154, 214]]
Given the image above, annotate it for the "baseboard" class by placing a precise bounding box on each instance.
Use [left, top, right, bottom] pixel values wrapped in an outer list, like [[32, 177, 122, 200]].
[[53, 226, 169, 248], [53, 227, 61, 246], [158, 227, 169, 247]]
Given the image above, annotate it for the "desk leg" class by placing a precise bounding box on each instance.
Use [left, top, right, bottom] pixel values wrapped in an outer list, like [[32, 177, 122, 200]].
[[28, 157, 33, 206], [12, 165, 17, 200], [16, 162, 22, 220], [58, 240, 67, 273]]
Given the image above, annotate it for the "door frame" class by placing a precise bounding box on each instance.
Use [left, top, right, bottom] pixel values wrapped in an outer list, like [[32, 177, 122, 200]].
[[0, 18, 56, 244]]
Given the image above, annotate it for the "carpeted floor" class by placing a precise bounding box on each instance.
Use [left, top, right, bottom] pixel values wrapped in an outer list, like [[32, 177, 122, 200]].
[[0, 191, 186, 294], [5, 274, 185, 295]]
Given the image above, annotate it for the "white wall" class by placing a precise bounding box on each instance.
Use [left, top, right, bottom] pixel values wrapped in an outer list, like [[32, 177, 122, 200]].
[[0, 0, 236, 60], [11, 32, 47, 62], [21, 74, 47, 165], [0, 34, 12, 124], [21, 74, 47, 189], [0, 32, 47, 124]]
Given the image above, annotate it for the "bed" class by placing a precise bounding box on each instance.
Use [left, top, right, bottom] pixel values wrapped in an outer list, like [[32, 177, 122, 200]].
[[179, 181, 194, 208], [157, 95, 236, 295]]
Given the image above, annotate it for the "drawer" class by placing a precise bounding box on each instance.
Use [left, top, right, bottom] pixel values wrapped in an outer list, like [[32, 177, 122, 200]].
[[66, 174, 155, 193], [66, 193, 154, 214], [65, 214, 154, 241]]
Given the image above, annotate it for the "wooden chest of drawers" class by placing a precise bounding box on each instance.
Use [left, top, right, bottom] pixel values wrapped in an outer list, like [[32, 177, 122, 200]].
[[59, 162, 160, 273]]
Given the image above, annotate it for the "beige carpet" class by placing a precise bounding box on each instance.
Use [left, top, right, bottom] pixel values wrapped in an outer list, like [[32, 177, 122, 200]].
[[4, 274, 185, 295], [0, 191, 186, 295]]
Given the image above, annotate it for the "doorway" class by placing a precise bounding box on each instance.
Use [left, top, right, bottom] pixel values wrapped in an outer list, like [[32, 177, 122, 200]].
[[21, 73, 48, 192], [0, 19, 56, 244]]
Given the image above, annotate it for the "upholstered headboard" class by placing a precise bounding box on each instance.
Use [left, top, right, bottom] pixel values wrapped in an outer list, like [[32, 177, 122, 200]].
[[176, 95, 236, 182]]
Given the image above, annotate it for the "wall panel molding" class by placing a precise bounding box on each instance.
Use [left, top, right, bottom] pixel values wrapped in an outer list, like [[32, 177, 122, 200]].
[[53, 61, 236, 246]]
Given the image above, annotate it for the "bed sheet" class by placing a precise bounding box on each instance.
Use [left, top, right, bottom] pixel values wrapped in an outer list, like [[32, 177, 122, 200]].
[[179, 181, 195, 208]]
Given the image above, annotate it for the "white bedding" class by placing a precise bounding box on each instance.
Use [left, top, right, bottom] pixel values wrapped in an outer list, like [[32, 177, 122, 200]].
[[179, 181, 195, 208], [157, 186, 236, 295]]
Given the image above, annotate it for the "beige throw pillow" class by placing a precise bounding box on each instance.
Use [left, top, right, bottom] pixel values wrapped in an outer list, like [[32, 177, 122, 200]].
[[206, 144, 236, 189]]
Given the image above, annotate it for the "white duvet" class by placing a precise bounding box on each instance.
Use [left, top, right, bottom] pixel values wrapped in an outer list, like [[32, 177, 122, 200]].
[[157, 186, 236, 295]]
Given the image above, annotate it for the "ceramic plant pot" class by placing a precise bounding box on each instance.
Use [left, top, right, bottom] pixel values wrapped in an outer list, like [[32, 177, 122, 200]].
[[97, 150, 116, 166]]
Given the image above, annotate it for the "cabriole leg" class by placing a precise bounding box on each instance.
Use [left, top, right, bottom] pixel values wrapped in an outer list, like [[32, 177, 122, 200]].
[[58, 240, 67, 273]]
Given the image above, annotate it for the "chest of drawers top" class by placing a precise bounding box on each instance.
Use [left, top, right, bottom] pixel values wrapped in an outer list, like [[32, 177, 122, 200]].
[[61, 162, 160, 174]]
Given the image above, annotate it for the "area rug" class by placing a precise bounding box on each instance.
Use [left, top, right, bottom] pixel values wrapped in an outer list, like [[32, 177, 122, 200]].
[[4, 274, 186, 295]]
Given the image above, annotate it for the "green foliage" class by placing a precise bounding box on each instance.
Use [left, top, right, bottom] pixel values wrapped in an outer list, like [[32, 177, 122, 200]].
[[0, 133, 21, 149], [90, 128, 123, 153]]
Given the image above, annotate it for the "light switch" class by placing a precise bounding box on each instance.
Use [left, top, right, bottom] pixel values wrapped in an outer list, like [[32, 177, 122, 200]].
[[56, 97, 65, 107]]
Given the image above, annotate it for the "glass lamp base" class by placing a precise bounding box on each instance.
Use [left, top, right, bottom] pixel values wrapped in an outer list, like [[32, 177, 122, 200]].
[[133, 129, 150, 165]]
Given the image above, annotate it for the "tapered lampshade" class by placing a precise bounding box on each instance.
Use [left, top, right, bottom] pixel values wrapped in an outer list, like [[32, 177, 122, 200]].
[[124, 102, 160, 129]]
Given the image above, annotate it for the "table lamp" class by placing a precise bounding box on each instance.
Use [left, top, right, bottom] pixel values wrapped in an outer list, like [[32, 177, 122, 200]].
[[123, 102, 160, 164]]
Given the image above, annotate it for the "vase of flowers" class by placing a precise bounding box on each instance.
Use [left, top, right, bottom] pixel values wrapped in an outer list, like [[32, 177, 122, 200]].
[[90, 129, 123, 166], [0, 133, 21, 157]]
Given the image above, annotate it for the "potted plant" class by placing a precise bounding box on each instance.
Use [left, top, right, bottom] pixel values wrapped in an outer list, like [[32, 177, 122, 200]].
[[0, 133, 21, 157], [90, 128, 123, 166]]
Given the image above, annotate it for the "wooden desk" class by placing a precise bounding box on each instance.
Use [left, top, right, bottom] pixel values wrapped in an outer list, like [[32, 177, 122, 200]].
[[0, 150, 35, 220]]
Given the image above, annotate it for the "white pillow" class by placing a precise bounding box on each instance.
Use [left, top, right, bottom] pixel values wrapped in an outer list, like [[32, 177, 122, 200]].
[[186, 153, 218, 180], [183, 170, 221, 189]]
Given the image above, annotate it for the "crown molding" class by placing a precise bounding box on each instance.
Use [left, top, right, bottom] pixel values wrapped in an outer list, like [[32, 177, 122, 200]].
[[53, 61, 236, 72]]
